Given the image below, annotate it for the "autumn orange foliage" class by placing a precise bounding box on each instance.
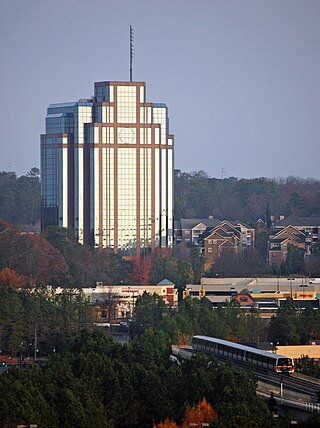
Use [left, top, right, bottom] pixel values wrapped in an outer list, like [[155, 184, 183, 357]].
[[0, 267, 24, 288], [128, 255, 152, 284], [153, 418, 178, 428], [181, 398, 217, 428], [154, 399, 217, 428], [0, 220, 68, 285]]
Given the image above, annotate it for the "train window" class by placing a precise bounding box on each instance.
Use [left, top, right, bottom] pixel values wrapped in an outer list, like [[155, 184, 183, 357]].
[[249, 352, 255, 363], [263, 356, 269, 367], [277, 358, 292, 366]]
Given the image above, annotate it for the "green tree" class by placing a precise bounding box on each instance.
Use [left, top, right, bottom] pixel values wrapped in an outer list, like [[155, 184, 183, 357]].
[[149, 251, 193, 290], [295, 356, 320, 378], [190, 246, 206, 284], [130, 292, 168, 336], [281, 244, 305, 275], [269, 298, 300, 344], [0, 367, 57, 428], [0, 289, 24, 354], [0, 169, 40, 226]]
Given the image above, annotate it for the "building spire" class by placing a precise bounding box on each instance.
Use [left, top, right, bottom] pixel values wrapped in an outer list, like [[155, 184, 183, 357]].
[[130, 25, 133, 82]]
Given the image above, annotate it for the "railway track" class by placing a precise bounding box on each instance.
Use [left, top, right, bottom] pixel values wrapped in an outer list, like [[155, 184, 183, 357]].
[[190, 348, 320, 401], [276, 372, 319, 400]]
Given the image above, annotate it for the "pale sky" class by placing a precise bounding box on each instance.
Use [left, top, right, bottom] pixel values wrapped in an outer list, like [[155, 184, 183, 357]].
[[1, 0, 320, 179]]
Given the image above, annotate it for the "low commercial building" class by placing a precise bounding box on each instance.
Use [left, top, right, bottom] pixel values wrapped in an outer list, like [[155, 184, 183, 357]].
[[87, 280, 177, 322], [185, 277, 320, 317], [275, 344, 320, 361], [52, 279, 177, 323]]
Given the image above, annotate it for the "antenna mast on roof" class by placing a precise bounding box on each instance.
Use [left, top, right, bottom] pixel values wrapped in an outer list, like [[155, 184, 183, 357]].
[[130, 25, 133, 82]]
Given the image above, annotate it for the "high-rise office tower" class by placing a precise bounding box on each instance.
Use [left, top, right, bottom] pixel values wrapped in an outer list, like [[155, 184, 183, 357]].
[[41, 81, 174, 256]]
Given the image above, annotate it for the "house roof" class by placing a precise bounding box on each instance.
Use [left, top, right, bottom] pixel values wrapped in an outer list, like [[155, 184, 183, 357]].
[[157, 279, 175, 286], [270, 235, 305, 244], [218, 239, 237, 248], [174, 220, 181, 230], [274, 215, 320, 227], [231, 220, 254, 230], [273, 225, 306, 239], [239, 288, 251, 295], [180, 218, 220, 230], [201, 221, 242, 242]]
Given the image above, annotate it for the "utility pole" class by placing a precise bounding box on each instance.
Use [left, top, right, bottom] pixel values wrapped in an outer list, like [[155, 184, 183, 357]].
[[34, 324, 37, 361]]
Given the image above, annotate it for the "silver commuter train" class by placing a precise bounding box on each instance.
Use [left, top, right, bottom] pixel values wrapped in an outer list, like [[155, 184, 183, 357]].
[[192, 335, 294, 374]]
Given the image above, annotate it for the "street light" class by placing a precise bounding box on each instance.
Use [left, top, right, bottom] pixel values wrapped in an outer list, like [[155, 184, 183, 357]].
[[287, 278, 295, 299], [19, 342, 24, 369], [229, 287, 236, 301], [299, 282, 308, 297]]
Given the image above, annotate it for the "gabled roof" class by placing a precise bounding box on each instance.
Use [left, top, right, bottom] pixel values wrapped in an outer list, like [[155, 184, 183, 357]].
[[270, 234, 305, 246], [239, 288, 251, 295], [205, 231, 227, 240], [218, 239, 238, 248], [180, 218, 220, 230], [192, 222, 208, 231], [280, 236, 304, 245], [202, 220, 242, 242], [212, 221, 241, 235], [274, 215, 320, 227], [218, 220, 239, 231], [157, 279, 175, 286], [174, 220, 182, 230], [205, 229, 240, 242], [231, 220, 254, 230], [273, 225, 306, 239]]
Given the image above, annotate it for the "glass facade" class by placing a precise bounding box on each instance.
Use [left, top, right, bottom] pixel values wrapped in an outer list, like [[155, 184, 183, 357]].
[[41, 81, 174, 256]]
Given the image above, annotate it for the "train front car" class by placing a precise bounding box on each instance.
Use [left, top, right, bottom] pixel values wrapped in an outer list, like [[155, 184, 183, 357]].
[[192, 335, 295, 374], [275, 356, 294, 374]]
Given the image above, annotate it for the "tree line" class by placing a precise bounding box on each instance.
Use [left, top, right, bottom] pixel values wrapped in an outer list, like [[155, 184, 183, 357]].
[[1, 168, 320, 228], [0, 220, 201, 288], [175, 170, 320, 222], [132, 292, 320, 350], [0, 168, 40, 226], [0, 286, 93, 355], [1, 167, 320, 281]]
